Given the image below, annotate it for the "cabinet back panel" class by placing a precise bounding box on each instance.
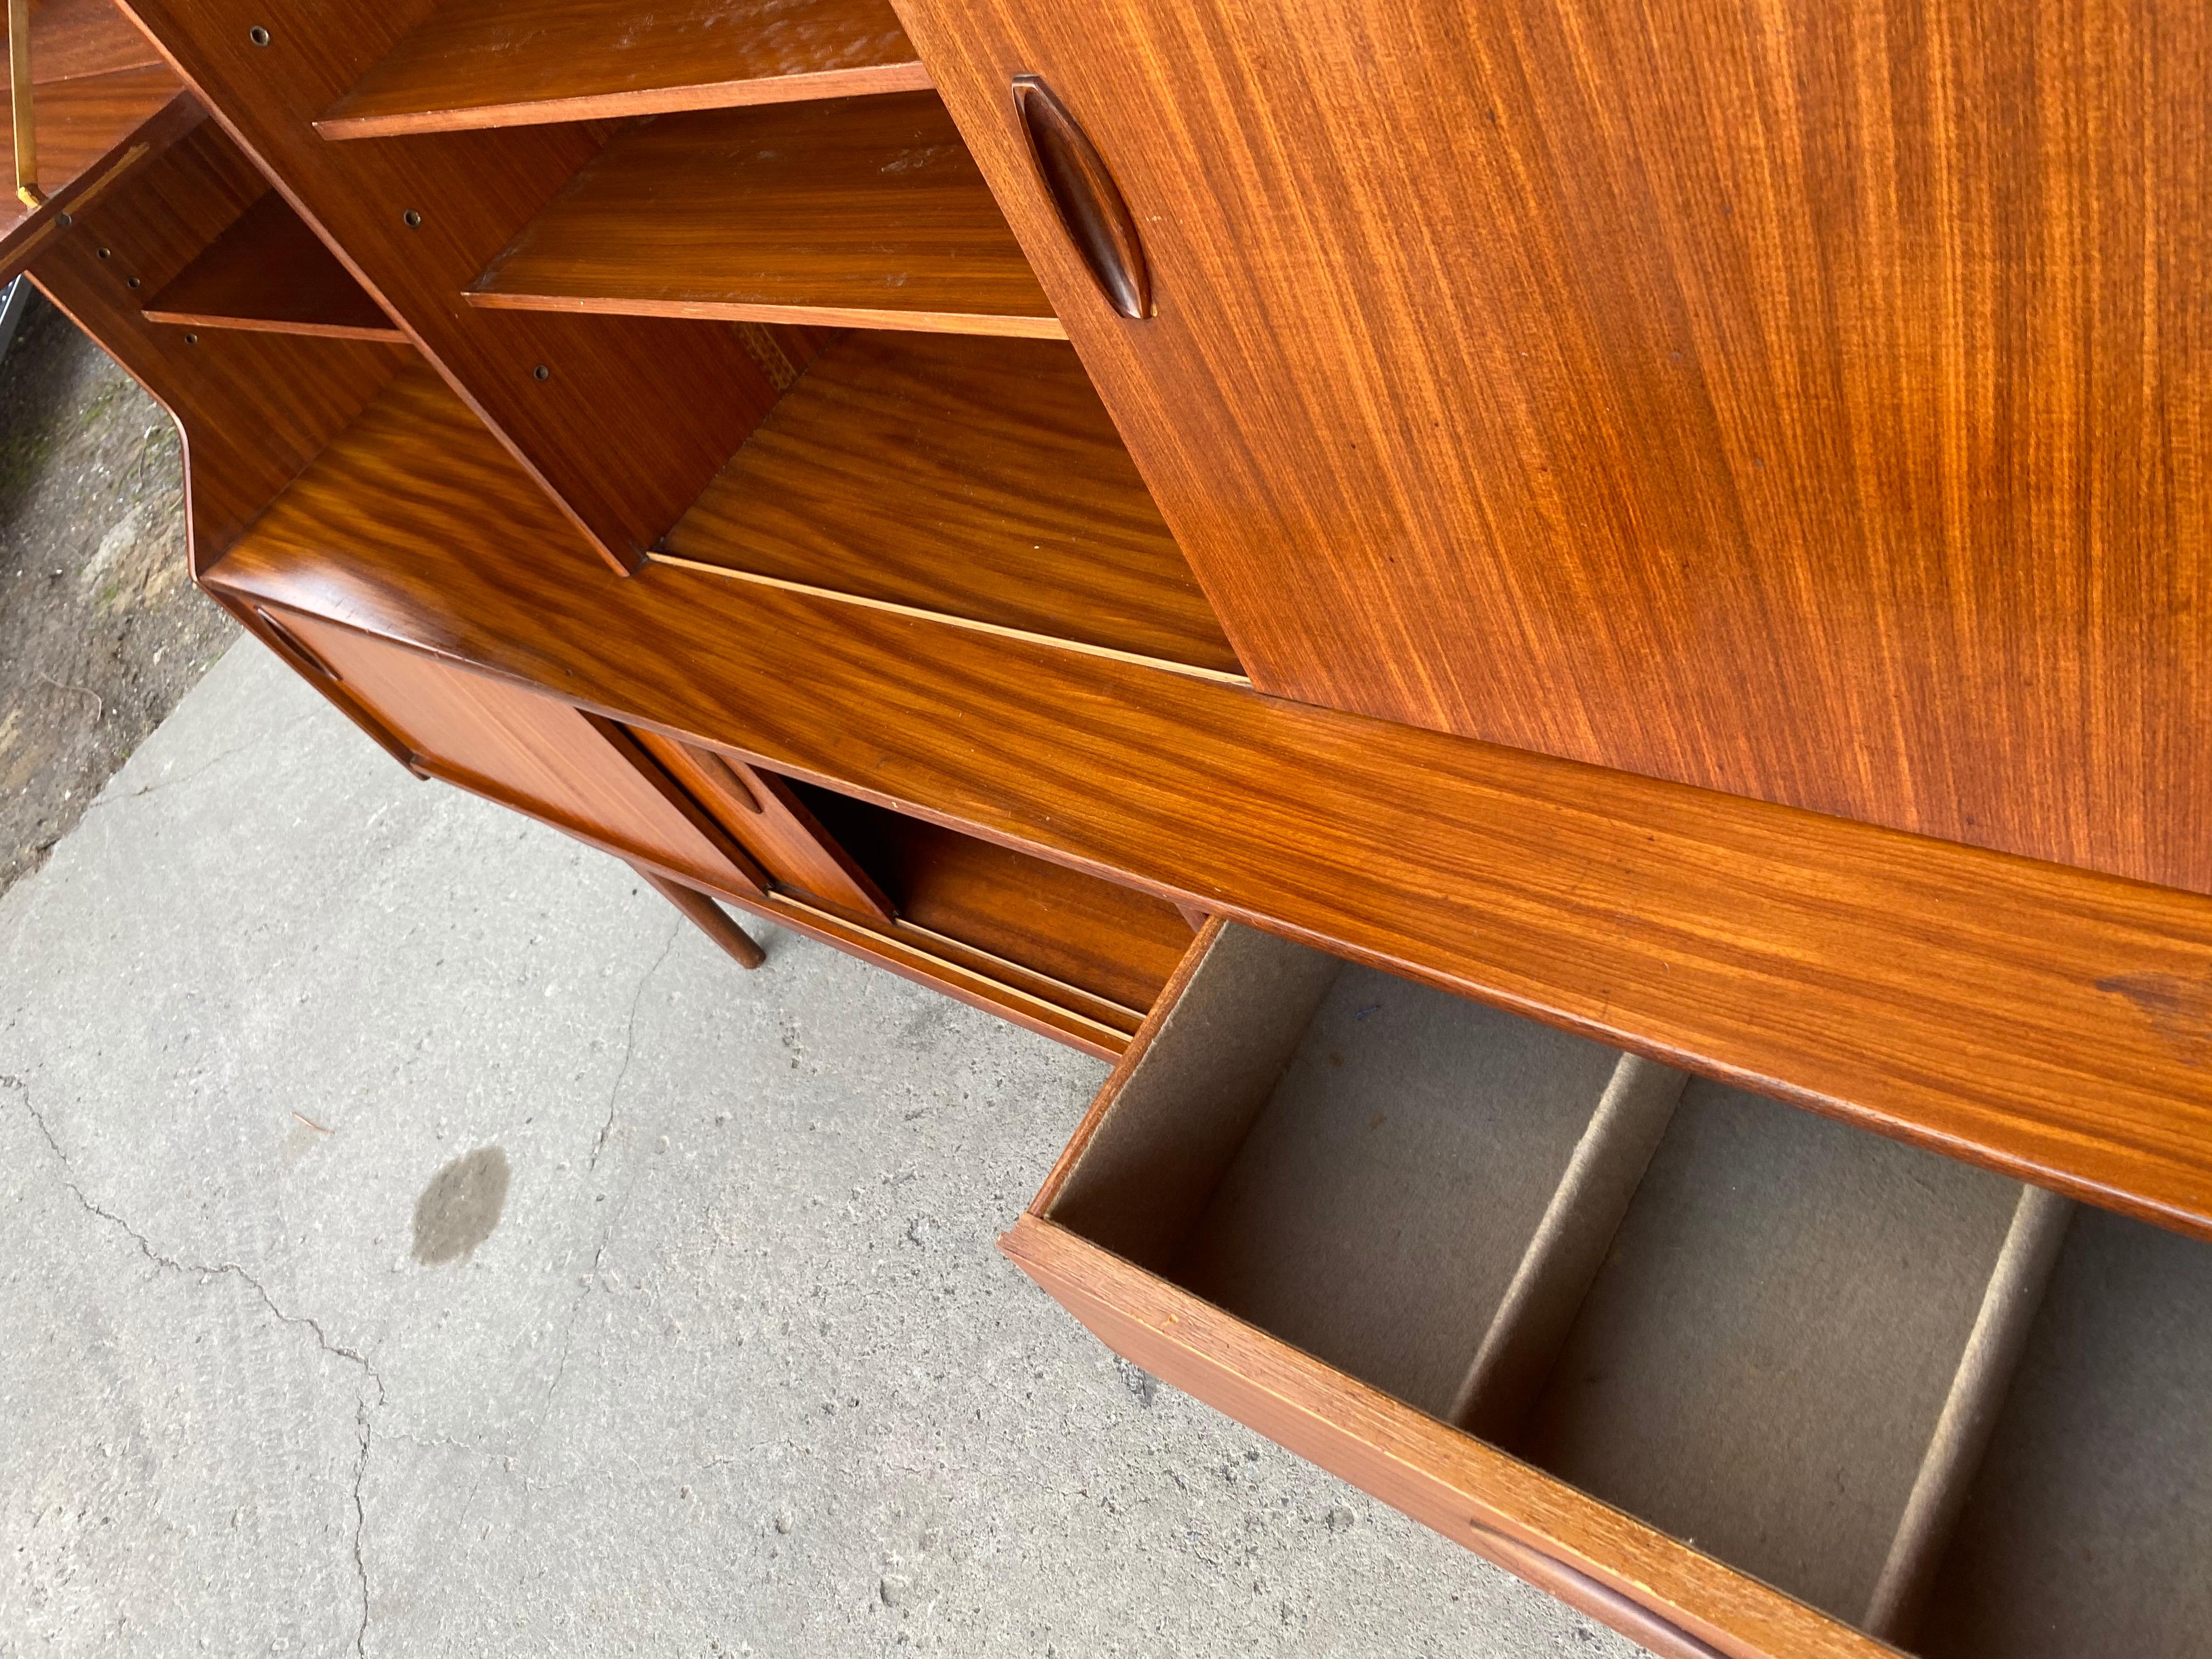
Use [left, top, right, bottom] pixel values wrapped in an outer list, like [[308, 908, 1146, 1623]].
[[1920, 1207, 2212, 1658], [1173, 963, 1625, 1418], [1515, 1080, 2023, 1623]]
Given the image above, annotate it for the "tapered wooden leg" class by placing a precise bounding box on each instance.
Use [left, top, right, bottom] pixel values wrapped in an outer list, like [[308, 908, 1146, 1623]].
[[633, 864, 765, 970]]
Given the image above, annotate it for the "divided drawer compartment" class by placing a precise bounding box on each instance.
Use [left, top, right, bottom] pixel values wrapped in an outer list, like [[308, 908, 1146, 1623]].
[[1003, 921, 2212, 1658]]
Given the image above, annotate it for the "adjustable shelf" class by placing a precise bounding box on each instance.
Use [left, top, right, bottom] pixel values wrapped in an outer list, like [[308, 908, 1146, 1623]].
[[142, 191, 405, 343], [317, 0, 931, 138], [467, 92, 1060, 337], [657, 331, 1242, 679]]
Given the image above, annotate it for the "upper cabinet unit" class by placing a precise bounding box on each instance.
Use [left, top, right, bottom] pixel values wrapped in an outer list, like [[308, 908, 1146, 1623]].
[[894, 0, 2212, 894]]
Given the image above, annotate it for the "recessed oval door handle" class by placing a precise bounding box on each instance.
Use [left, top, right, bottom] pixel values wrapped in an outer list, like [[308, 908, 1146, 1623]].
[[1012, 74, 1151, 320]]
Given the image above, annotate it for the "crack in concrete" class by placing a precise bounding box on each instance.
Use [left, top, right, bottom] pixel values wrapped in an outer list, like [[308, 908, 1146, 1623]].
[[349, 1402, 373, 1658], [77, 720, 308, 812], [5, 1071, 383, 1653], [588, 918, 680, 1173]]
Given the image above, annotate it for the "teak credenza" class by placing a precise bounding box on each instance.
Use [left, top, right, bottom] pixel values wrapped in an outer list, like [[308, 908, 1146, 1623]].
[[7, 1, 2211, 1653]]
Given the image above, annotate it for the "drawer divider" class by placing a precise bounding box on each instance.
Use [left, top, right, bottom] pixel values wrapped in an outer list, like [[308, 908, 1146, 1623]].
[[1860, 1183, 2075, 1644], [1448, 1052, 1687, 1442]]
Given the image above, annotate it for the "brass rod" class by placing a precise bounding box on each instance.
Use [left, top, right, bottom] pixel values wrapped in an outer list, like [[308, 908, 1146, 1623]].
[[8, 0, 41, 208]]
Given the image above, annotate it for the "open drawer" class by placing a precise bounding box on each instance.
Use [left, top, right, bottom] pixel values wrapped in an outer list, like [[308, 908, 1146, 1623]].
[[1004, 921, 2212, 1658]]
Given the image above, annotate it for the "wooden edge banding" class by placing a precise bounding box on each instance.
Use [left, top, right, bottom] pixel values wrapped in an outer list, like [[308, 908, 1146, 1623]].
[[1860, 1185, 2076, 1643], [139, 304, 407, 343], [315, 62, 937, 140], [632, 864, 765, 969], [999, 1213, 1891, 1659], [645, 552, 1254, 688], [461, 286, 1068, 339], [1464, 1521, 1730, 1659], [887, 915, 1146, 1026]]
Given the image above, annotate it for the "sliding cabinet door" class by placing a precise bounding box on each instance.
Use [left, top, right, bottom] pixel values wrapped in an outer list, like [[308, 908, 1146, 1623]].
[[257, 606, 765, 895], [897, 0, 2212, 893]]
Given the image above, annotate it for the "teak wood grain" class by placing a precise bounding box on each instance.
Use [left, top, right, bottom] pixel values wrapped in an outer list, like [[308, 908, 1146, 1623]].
[[659, 331, 1239, 676], [195, 366, 2212, 1242], [467, 92, 1061, 337], [0, 61, 181, 253], [25, 110, 405, 571], [140, 185, 403, 340], [1, 0, 163, 89], [270, 606, 770, 898], [801, 788, 1189, 1017], [627, 724, 895, 922], [117, 0, 786, 573], [895, 0, 2212, 894], [317, 0, 931, 139], [1002, 1214, 1878, 1659]]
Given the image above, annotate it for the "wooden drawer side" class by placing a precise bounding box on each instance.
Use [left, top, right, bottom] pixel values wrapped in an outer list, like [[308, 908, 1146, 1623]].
[[1001, 1214, 1882, 1659]]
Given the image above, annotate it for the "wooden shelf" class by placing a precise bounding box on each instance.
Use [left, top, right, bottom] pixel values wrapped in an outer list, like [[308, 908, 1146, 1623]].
[[142, 190, 405, 343], [1, 0, 165, 90], [317, 0, 932, 139], [657, 331, 1242, 678], [204, 357, 602, 573], [467, 92, 1061, 338]]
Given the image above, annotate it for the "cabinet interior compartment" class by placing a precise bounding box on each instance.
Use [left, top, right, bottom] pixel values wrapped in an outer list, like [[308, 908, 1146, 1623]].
[[141, 189, 405, 343], [1510, 1078, 2045, 1631], [317, 0, 932, 140], [784, 780, 1195, 1021], [1915, 1205, 2212, 1658], [465, 91, 1058, 337], [657, 329, 1242, 678], [1041, 922, 2187, 1651]]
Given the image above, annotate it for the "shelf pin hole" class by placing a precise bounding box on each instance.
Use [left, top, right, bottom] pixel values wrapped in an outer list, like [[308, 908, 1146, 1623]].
[[249, 25, 270, 46]]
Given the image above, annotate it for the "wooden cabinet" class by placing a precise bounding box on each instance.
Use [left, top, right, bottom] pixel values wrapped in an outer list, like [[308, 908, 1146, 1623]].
[[897, 0, 2212, 895], [1011, 919, 2212, 1658], [18, 2, 2212, 1649]]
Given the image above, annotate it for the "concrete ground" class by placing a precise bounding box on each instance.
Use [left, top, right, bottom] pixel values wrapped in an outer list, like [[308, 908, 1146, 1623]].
[[0, 637, 1635, 1657]]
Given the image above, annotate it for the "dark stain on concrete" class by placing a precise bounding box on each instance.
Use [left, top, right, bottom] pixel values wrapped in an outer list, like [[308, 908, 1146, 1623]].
[[412, 1146, 511, 1265]]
